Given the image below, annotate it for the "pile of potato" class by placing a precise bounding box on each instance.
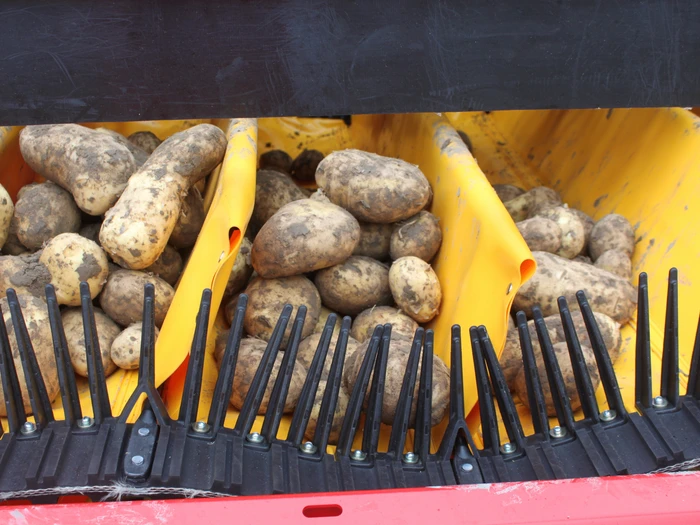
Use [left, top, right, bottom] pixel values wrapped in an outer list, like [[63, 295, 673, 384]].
[[218, 147, 449, 443], [0, 123, 227, 415], [494, 183, 637, 415]]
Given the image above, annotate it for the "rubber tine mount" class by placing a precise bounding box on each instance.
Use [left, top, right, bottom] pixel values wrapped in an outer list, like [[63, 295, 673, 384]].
[[688, 314, 700, 399], [45, 284, 82, 424], [7, 288, 54, 429], [516, 311, 549, 437], [262, 305, 307, 442], [362, 324, 390, 458], [557, 297, 599, 422], [660, 268, 679, 406], [235, 304, 292, 436], [0, 297, 26, 432], [79, 282, 111, 423], [576, 291, 627, 418], [413, 329, 433, 462], [388, 327, 424, 458], [207, 294, 248, 434], [635, 273, 652, 409], [470, 326, 500, 454]]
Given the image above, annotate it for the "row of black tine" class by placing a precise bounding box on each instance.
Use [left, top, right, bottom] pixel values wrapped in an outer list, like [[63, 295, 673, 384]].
[[0, 268, 699, 500]]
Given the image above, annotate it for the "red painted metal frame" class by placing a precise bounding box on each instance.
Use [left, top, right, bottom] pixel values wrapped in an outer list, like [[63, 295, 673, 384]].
[[2, 473, 700, 524]]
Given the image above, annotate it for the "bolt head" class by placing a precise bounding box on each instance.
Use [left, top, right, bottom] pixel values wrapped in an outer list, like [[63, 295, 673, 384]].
[[500, 442, 516, 454], [403, 452, 418, 464], [549, 426, 567, 439], [246, 432, 264, 444], [192, 421, 210, 433], [350, 449, 367, 461], [300, 441, 317, 454], [600, 409, 617, 422], [461, 463, 474, 472], [77, 416, 94, 429], [653, 396, 669, 408], [137, 427, 150, 436], [131, 455, 144, 466], [21, 421, 36, 434]]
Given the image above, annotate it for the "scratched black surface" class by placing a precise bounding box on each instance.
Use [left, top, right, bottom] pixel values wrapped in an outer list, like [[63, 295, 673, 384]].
[[0, 0, 698, 125]]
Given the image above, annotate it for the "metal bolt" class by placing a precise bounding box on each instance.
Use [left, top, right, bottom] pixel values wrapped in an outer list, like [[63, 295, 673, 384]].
[[600, 409, 617, 422], [192, 421, 210, 433], [461, 463, 474, 472], [246, 432, 264, 444], [77, 416, 94, 429], [549, 426, 567, 439], [131, 455, 144, 466], [507, 283, 513, 295], [403, 452, 418, 464], [300, 441, 317, 454], [21, 421, 36, 435], [137, 427, 150, 436], [350, 450, 367, 461], [653, 396, 669, 408], [500, 442, 516, 455]]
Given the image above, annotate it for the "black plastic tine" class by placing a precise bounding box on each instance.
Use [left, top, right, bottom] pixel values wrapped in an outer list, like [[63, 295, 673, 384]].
[[7, 289, 54, 428], [576, 291, 627, 417], [661, 268, 679, 406], [45, 285, 82, 423], [479, 326, 525, 448], [287, 312, 334, 446], [533, 307, 575, 432], [262, 306, 307, 442], [470, 326, 499, 454], [336, 325, 383, 456], [413, 329, 433, 462], [207, 294, 248, 433], [635, 273, 652, 408], [313, 316, 352, 452], [557, 297, 599, 422], [0, 299, 25, 432], [687, 314, 700, 399], [235, 304, 292, 436], [80, 282, 112, 423], [388, 327, 424, 458], [516, 311, 549, 437], [178, 288, 212, 426], [362, 324, 391, 457]]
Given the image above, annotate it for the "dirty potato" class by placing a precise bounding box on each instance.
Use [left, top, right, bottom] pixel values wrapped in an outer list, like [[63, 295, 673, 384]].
[[128, 131, 162, 154], [351, 306, 419, 343], [297, 331, 362, 381], [304, 380, 350, 444], [536, 206, 585, 259], [144, 244, 183, 286], [594, 249, 632, 281], [62, 307, 119, 377], [253, 169, 307, 225], [79, 223, 101, 245], [505, 187, 562, 222], [259, 149, 293, 173], [0, 252, 51, 299], [589, 214, 635, 261], [224, 237, 253, 299], [100, 269, 175, 328], [291, 149, 324, 183], [95, 128, 150, 167], [111, 323, 160, 370], [569, 208, 595, 252], [500, 320, 559, 387], [390, 211, 442, 262], [168, 187, 206, 250], [0, 183, 12, 250], [313, 306, 342, 335], [16, 181, 80, 250], [2, 217, 27, 256], [493, 184, 525, 203], [516, 217, 562, 253], [389, 256, 442, 323]]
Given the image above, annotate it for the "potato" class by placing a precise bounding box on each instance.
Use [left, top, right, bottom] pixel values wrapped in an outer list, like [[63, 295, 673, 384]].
[[314, 256, 392, 316], [0, 183, 13, 250], [0, 295, 60, 416], [514, 341, 600, 416], [493, 184, 525, 203], [0, 252, 51, 299], [62, 307, 119, 377], [536, 206, 585, 259], [79, 223, 101, 245], [224, 237, 253, 299], [389, 257, 442, 323], [351, 306, 419, 343], [343, 336, 450, 426], [253, 169, 307, 225], [111, 323, 160, 370], [39, 233, 110, 306], [316, 149, 431, 223], [505, 187, 561, 222], [390, 211, 442, 262], [100, 124, 227, 269], [573, 254, 592, 264], [145, 245, 183, 286], [313, 306, 342, 335], [570, 208, 595, 251], [100, 269, 175, 328], [304, 380, 350, 445], [291, 149, 324, 183], [309, 189, 331, 203], [513, 252, 637, 323], [353, 222, 392, 261], [259, 149, 293, 173], [243, 276, 321, 347], [223, 293, 244, 326], [95, 128, 150, 167], [589, 214, 635, 261], [128, 131, 162, 154], [13, 182, 81, 250], [251, 199, 360, 279], [516, 217, 562, 253], [297, 331, 362, 381], [19, 124, 137, 215], [594, 249, 632, 281], [168, 187, 206, 250], [2, 217, 28, 256], [500, 321, 559, 387]]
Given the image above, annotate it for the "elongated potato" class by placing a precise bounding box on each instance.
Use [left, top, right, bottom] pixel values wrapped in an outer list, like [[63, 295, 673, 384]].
[[0, 295, 60, 416], [19, 124, 137, 215], [128, 131, 162, 154], [100, 269, 175, 327], [253, 169, 307, 225], [351, 306, 418, 342], [353, 222, 393, 260], [536, 206, 585, 259], [111, 323, 160, 370], [0, 253, 51, 299], [493, 184, 525, 203], [516, 217, 562, 253], [96, 128, 150, 167], [315, 256, 392, 316], [389, 256, 442, 322], [589, 214, 635, 261], [505, 187, 561, 222], [145, 244, 183, 286], [62, 308, 119, 377], [594, 249, 632, 281], [291, 149, 324, 183], [316, 149, 431, 223], [252, 199, 360, 279], [224, 237, 253, 299], [390, 211, 442, 262], [0, 183, 14, 250], [259, 149, 292, 173], [168, 187, 206, 250], [244, 276, 321, 347], [100, 124, 227, 269], [513, 252, 637, 323]]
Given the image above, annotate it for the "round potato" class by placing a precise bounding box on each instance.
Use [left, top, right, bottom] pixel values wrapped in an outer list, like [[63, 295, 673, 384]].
[[536, 206, 585, 259], [304, 380, 350, 445], [128, 131, 162, 154], [313, 306, 342, 335], [316, 149, 431, 223], [39, 233, 110, 306], [2, 217, 28, 256], [100, 269, 175, 328], [500, 320, 559, 388], [594, 249, 632, 281], [244, 276, 321, 347], [505, 187, 562, 222], [253, 169, 307, 225], [0, 183, 14, 250], [390, 211, 442, 262], [353, 221, 393, 261], [569, 208, 595, 252], [589, 214, 635, 261], [0, 252, 51, 299], [351, 306, 418, 342], [251, 199, 361, 279], [62, 307, 119, 377], [389, 256, 442, 323], [224, 237, 254, 300], [168, 187, 205, 250], [111, 323, 160, 370], [0, 295, 60, 416], [297, 331, 362, 381], [314, 256, 392, 316], [516, 217, 562, 253], [145, 244, 183, 286], [493, 184, 525, 203], [291, 149, 324, 183], [259, 149, 293, 173]]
